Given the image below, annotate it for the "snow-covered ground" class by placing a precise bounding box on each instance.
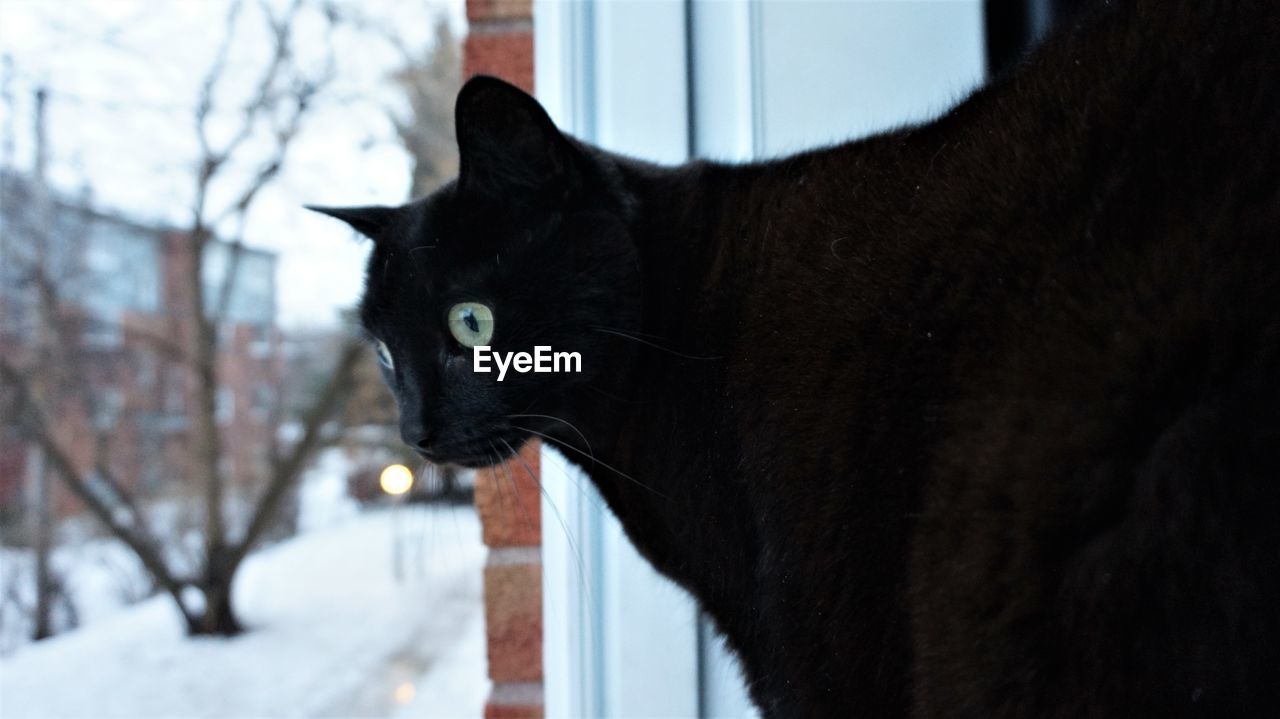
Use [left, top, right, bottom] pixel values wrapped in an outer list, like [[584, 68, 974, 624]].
[[0, 530, 152, 653], [0, 451, 489, 718]]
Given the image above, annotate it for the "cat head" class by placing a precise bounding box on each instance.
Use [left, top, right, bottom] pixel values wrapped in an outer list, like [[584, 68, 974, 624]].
[[309, 76, 641, 468]]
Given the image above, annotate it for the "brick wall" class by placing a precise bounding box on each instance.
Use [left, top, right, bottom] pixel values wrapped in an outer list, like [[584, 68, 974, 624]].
[[464, 2, 543, 717], [475, 441, 543, 719], [465, 0, 534, 93]]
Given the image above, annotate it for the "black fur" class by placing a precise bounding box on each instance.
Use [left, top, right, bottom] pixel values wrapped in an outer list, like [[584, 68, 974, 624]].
[[313, 2, 1280, 716]]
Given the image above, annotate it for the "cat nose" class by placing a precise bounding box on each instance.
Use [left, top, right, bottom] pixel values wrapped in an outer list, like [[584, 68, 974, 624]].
[[400, 422, 437, 451]]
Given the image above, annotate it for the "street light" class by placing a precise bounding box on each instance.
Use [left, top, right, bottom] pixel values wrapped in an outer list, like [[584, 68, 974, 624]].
[[380, 463, 414, 582], [379, 463, 413, 496]]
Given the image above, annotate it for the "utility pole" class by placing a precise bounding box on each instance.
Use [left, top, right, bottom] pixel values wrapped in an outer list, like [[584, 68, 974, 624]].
[[30, 85, 54, 641], [33, 86, 47, 183], [1, 55, 14, 173], [1, 54, 13, 322], [1, 55, 15, 295]]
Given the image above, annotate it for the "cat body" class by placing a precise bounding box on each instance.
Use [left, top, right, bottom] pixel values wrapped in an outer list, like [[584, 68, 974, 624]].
[[313, 1, 1280, 716]]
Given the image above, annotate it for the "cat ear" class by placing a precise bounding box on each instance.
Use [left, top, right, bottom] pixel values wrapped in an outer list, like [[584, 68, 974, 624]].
[[455, 75, 582, 201], [304, 204, 399, 240]]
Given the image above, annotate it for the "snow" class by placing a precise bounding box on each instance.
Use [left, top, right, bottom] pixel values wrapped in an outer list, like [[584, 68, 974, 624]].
[[296, 447, 361, 532], [0, 504, 489, 718], [1, 448, 363, 654], [0, 533, 152, 654]]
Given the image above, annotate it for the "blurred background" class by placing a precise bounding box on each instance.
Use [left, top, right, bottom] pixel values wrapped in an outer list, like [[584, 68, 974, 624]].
[[0, 1, 1086, 718], [0, 1, 484, 717]]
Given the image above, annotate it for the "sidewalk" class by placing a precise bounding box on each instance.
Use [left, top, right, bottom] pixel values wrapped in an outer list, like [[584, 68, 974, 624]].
[[0, 505, 488, 718]]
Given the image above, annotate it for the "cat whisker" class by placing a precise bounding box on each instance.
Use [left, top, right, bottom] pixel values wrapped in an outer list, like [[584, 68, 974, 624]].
[[510, 423, 667, 499], [500, 437, 543, 529], [588, 326, 723, 361], [500, 437, 602, 650], [490, 440, 537, 537], [588, 326, 676, 341], [528, 443, 608, 513], [498, 428, 605, 511], [485, 443, 510, 511], [506, 413, 595, 463], [416, 460, 436, 498], [584, 382, 644, 404], [422, 463, 437, 569]]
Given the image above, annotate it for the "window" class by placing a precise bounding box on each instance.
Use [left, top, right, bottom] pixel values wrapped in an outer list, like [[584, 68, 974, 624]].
[[251, 383, 275, 423], [92, 388, 125, 432], [81, 312, 123, 349], [83, 221, 162, 315], [0, 237, 36, 340], [0, 291, 35, 340], [139, 457, 167, 493], [215, 322, 233, 350], [215, 387, 235, 426], [248, 323, 274, 359], [165, 367, 187, 415], [135, 351, 157, 389], [537, 3, 985, 716], [202, 243, 277, 326]]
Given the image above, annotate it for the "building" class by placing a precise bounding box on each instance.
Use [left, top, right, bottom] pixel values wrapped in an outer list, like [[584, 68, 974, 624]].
[[0, 170, 280, 522]]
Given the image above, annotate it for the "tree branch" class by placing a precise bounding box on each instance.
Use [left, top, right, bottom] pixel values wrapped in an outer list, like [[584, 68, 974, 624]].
[[0, 357, 197, 628], [227, 336, 363, 572]]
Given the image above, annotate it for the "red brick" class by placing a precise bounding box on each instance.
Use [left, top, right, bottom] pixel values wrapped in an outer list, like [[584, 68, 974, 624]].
[[475, 440, 542, 547], [484, 702, 543, 719], [463, 32, 534, 94], [467, 0, 531, 23], [464, 0, 542, 707], [484, 561, 543, 682]]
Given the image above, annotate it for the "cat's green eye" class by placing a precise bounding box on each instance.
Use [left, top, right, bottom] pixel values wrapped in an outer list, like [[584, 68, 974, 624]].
[[447, 302, 495, 348], [375, 340, 394, 370]]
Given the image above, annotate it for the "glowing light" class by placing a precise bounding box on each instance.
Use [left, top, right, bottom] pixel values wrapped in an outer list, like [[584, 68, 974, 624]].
[[380, 464, 414, 496], [393, 681, 416, 705]]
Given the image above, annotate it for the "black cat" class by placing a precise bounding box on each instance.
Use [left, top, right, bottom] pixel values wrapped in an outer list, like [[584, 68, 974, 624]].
[[310, 1, 1280, 716]]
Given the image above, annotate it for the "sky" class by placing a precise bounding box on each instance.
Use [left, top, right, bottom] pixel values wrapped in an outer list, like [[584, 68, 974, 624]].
[[0, 0, 466, 329]]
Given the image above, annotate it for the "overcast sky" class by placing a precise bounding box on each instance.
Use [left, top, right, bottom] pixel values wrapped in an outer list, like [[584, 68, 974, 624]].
[[0, 0, 465, 329]]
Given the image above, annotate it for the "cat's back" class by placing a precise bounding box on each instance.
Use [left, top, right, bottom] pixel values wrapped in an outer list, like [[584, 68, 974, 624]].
[[909, 2, 1280, 716], [703, 2, 1279, 715]]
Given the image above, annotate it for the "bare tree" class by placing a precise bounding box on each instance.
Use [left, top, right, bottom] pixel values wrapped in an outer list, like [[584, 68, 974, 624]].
[[389, 18, 462, 198], [0, 0, 366, 636], [0, 83, 98, 641]]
